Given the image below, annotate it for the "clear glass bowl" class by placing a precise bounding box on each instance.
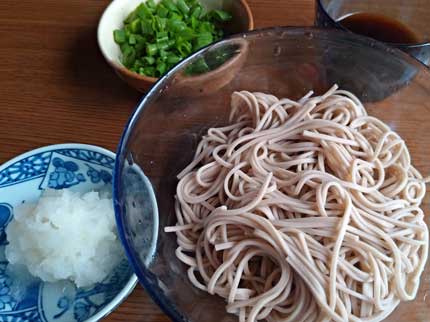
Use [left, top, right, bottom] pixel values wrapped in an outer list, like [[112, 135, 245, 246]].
[[114, 27, 430, 322]]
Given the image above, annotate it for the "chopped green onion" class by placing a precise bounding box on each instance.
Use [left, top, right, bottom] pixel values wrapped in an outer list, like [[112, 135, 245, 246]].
[[157, 4, 169, 18], [195, 31, 213, 49], [156, 60, 167, 75], [210, 9, 232, 22], [114, 0, 232, 77], [168, 39, 176, 47], [169, 12, 183, 21], [177, 0, 190, 15], [186, 0, 199, 6], [140, 66, 156, 76], [136, 3, 152, 19], [141, 19, 153, 34], [191, 6, 202, 18], [135, 34, 146, 43], [167, 19, 186, 32], [129, 34, 137, 45], [178, 27, 195, 40], [135, 42, 146, 53], [177, 40, 192, 56], [156, 31, 169, 43], [157, 17, 168, 31], [143, 56, 156, 65], [146, 0, 156, 9], [190, 16, 199, 30], [122, 47, 136, 68], [124, 9, 138, 24], [113, 29, 126, 44], [159, 49, 168, 59], [161, 0, 177, 12], [157, 40, 170, 51], [146, 43, 158, 56], [133, 59, 143, 68], [167, 54, 181, 65], [130, 19, 141, 33], [199, 21, 213, 33], [120, 43, 130, 53]]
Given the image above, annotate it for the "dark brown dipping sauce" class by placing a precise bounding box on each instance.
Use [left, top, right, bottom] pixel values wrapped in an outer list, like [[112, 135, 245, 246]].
[[338, 12, 421, 44]]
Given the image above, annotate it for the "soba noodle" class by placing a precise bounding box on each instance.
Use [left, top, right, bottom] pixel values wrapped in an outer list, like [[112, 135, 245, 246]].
[[165, 85, 429, 322]]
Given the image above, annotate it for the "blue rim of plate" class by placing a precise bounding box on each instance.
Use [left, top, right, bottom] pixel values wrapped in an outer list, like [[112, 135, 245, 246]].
[[0, 143, 138, 322], [113, 26, 430, 322]]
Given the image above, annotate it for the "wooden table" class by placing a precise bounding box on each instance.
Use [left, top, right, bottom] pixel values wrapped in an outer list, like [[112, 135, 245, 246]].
[[0, 1, 315, 321]]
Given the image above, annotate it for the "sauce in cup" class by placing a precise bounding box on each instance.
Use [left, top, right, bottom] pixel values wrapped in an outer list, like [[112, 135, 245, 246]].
[[338, 12, 421, 44]]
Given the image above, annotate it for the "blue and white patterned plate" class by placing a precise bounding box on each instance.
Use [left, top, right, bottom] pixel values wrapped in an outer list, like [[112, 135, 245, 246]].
[[0, 144, 137, 322]]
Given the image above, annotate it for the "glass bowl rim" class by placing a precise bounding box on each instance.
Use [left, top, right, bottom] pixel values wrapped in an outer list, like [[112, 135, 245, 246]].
[[113, 25, 430, 322]]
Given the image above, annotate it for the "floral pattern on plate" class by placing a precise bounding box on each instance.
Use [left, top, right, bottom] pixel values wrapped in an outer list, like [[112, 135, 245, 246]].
[[0, 144, 136, 322]]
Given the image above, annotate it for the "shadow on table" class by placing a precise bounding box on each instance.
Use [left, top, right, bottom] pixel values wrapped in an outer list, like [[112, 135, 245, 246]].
[[63, 27, 141, 104]]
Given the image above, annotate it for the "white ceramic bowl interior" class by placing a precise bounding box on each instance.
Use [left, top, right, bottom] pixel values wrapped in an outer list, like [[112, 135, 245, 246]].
[[98, 0, 149, 68]]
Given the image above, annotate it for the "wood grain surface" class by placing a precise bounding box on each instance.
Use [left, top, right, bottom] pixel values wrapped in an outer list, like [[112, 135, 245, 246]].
[[0, 1, 314, 321]]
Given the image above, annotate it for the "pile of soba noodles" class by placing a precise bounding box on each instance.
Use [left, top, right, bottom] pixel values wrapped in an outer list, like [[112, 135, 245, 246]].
[[165, 85, 429, 322]]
